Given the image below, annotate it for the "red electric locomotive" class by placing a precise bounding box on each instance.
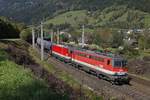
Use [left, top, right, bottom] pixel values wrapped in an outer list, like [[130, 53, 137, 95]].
[[52, 44, 71, 62], [51, 44, 130, 84]]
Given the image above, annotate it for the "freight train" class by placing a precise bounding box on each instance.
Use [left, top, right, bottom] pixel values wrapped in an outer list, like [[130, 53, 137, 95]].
[[37, 38, 130, 85]]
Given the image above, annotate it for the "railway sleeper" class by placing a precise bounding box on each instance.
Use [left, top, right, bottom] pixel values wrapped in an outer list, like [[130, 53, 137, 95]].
[[71, 62, 76, 67], [89, 70, 97, 76], [78, 65, 83, 70], [110, 76, 131, 85]]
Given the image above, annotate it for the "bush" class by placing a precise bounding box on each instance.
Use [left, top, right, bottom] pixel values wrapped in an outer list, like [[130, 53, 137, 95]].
[[0, 18, 20, 39], [20, 28, 32, 42], [119, 44, 140, 59]]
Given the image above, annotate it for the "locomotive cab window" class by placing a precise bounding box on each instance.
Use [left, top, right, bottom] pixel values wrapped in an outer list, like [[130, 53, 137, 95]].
[[89, 55, 92, 58], [69, 50, 73, 54], [113, 60, 127, 67], [107, 60, 111, 65]]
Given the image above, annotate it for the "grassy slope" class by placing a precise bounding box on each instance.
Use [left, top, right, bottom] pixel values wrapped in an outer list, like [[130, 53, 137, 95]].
[[45, 9, 150, 29], [45, 10, 95, 27], [144, 14, 150, 27], [0, 40, 102, 100], [0, 41, 68, 100]]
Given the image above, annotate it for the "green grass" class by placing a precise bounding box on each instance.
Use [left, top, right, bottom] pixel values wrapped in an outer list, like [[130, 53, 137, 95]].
[[45, 10, 95, 27], [0, 42, 69, 100], [144, 14, 150, 27], [116, 12, 128, 22]]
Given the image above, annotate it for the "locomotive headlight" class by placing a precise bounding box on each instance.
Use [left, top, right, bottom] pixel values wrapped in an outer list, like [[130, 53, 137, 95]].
[[114, 72, 126, 76], [116, 72, 126, 75]]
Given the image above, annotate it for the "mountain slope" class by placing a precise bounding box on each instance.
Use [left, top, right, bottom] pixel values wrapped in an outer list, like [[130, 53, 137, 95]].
[[0, 0, 150, 25], [45, 6, 150, 29], [0, 0, 101, 24]]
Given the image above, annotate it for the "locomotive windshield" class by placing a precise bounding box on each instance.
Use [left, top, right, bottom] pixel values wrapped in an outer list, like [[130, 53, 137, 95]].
[[113, 60, 127, 67]]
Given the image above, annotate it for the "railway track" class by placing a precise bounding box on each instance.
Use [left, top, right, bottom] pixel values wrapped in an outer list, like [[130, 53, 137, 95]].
[[129, 74, 150, 87], [49, 57, 150, 100], [36, 46, 150, 100]]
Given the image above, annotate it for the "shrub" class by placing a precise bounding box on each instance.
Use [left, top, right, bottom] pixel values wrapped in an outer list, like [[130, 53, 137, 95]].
[[20, 28, 32, 43], [0, 18, 20, 39]]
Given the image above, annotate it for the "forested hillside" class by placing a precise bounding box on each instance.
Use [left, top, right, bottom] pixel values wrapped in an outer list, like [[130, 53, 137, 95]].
[[0, 0, 150, 27]]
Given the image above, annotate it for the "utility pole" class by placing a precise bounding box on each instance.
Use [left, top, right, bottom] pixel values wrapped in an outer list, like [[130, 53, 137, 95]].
[[32, 26, 35, 49], [82, 25, 85, 48], [57, 28, 59, 44], [51, 30, 53, 43], [41, 22, 44, 61]]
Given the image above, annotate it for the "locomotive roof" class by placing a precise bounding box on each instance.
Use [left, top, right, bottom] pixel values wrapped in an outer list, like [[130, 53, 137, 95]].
[[74, 48, 123, 60], [54, 43, 124, 60]]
